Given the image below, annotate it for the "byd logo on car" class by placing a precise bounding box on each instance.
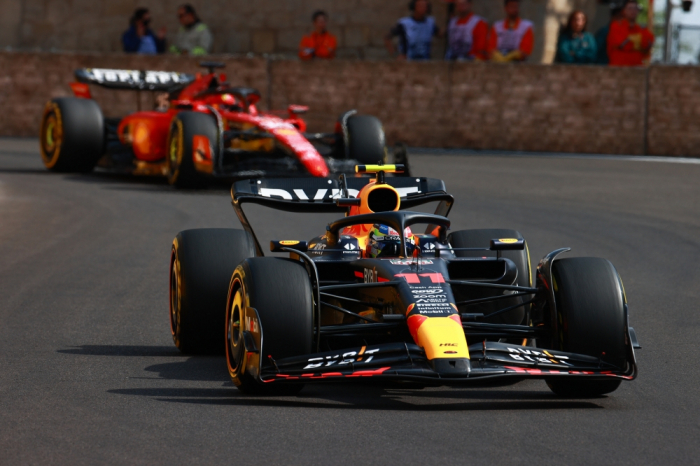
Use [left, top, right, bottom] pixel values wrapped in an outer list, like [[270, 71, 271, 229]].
[[303, 349, 380, 369]]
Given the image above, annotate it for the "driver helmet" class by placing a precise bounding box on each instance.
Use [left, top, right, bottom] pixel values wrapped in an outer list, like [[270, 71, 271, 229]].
[[368, 224, 416, 258]]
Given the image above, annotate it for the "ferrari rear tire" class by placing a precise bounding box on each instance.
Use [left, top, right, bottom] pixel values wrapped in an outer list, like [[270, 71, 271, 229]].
[[39, 97, 104, 172], [170, 228, 256, 354], [167, 111, 218, 188], [345, 115, 386, 165], [545, 257, 627, 397], [448, 229, 531, 325], [226, 258, 313, 395]]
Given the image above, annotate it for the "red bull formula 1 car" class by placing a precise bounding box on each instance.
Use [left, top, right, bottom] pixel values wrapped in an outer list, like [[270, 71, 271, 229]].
[[39, 62, 400, 187], [169, 165, 640, 396]]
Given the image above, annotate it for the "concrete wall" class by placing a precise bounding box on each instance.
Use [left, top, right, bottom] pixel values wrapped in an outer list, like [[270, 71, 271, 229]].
[[1, 51, 696, 157], [0, 0, 606, 64]]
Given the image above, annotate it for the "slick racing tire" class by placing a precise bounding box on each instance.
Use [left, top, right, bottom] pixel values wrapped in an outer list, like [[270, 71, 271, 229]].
[[227, 258, 313, 395], [170, 229, 256, 354], [167, 111, 219, 188], [545, 257, 627, 397], [345, 115, 387, 165], [448, 229, 531, 325], [39, 97, 104, 172]]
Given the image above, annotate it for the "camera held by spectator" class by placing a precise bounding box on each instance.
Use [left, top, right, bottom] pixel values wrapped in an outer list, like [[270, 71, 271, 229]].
[[122, 8, 166, 55]]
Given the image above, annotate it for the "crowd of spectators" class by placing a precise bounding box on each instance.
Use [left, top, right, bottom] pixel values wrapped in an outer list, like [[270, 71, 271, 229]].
[[121, 0, 654, 67], [121, 4, 212, 56]]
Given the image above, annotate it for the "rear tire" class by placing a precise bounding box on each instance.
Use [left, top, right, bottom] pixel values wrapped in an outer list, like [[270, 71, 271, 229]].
[[39, 98, 104, 172], [226, 258, 313, 395], [544, 257, 627, 397], [167, 111, 219, 188], [345, 115, 386, 165], [448, 229, 531, 325], [170, 229, 256, 354]]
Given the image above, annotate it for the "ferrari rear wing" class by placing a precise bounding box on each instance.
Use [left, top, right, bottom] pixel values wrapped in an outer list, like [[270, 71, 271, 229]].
[[74, 68, 195, 92], [231, 176, 455, 256]]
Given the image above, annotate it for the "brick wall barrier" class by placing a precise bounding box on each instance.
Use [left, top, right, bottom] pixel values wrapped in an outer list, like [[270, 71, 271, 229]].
[[0, 51, 697, 157]]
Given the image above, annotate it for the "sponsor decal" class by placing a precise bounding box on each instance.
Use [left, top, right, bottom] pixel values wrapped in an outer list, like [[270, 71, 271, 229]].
[[506, 347, 571, 365], [344, 243, 356, 250], [395, 273, 445, 284], [388, 259, 433, 266], [86, 68, 188, 85], [279, 240, 300, 246], [423, 243, 436, 251], [258, 187, 421, 201], [364, 268, 378, 284], [440, 343, 458, 347], [499, 238, 519, 244], [302, 348, 380, 369], [245, 316, 257, 333], [310, 243, 326, 255]]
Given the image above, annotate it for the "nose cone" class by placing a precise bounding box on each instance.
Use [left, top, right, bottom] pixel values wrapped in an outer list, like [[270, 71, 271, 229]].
[[430, 358, 471, 377]]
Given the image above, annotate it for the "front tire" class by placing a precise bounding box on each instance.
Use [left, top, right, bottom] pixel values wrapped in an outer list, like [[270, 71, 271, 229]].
[[544, 257, 627, 397], [167, 111, 219, 188], [39, 98, 104, 172], [170, 229, 256, 354], [226, 258, 313, 395]]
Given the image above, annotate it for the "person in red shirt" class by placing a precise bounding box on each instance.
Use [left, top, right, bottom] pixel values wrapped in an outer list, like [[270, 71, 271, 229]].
[[445, 0, 488, 61], [487, 0, 534, 62], [299, 10, 337, 60], [607, 0, 654, 66]]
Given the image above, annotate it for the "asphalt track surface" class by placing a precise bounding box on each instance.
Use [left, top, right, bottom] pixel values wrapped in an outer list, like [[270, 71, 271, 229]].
[[1, 138, 699, 465]]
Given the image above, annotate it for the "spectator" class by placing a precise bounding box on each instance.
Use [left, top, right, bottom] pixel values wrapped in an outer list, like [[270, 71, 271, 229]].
[[385, 0, 442, 61], [170, 4, 212, 56], [122, 8, 166, 54], [445, 0, 488, 61], [594, 3, 624, 64], [607, 0, 654, 66], [487, 0, 534, 63], [555, 10, 597, 64], [299, 10, 337, 60]]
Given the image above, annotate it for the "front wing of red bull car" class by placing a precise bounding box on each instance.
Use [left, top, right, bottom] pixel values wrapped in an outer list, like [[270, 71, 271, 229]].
[[169, 165, 640, 397]]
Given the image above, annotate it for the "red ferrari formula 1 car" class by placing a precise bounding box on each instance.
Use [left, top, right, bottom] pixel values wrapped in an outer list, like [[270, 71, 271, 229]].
[[168, 164, 641, 397], [39, 62, 402, 187]]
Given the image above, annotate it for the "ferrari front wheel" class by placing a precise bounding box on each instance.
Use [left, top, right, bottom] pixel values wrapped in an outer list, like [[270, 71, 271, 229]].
[[167, 111, 217, 188]]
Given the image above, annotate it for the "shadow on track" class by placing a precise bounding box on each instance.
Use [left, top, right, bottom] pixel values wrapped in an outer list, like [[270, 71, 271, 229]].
[[107, 384, 604, 412], [58, 345, 230, 382]]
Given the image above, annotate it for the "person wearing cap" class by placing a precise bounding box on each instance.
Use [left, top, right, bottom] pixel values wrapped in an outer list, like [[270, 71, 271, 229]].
[[170, 4, 213, 56], [487, 0, 534, 63], [594, 3, 624, 64], [607, 0, 654, 66], [385, 0, 442, 61], [299, 10, 338, 60], [445, 0, 488, 61]]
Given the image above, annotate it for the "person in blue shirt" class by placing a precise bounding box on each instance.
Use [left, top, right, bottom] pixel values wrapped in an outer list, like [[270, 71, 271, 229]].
[[555, 10, 597, 64], [385, 0, 442, 60], [122, 8, 166, 55]]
